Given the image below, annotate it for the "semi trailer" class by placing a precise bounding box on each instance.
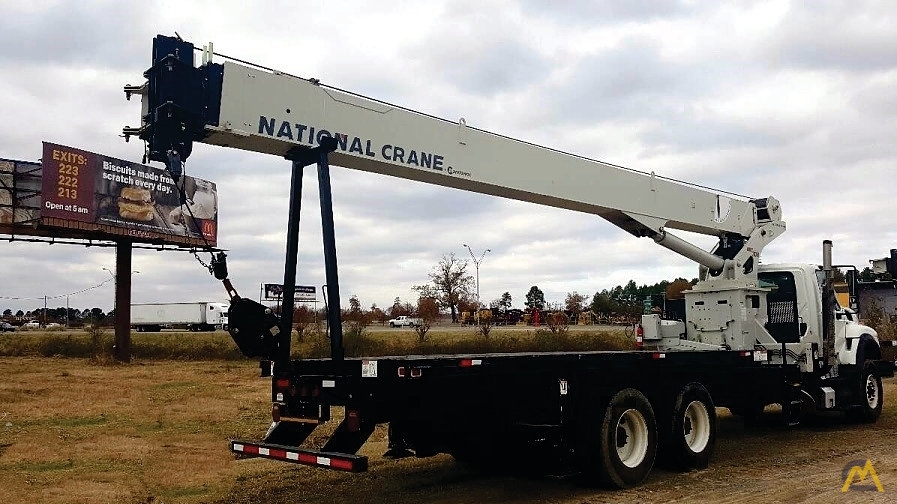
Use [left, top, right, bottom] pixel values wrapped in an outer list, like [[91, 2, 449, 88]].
[[130, 301, 228, 332], [122, 35, 895, 488]]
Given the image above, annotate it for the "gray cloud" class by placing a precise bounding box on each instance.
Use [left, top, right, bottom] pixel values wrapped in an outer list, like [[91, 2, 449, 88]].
[[429, 40, 549, 95], [546, 36, 724, 125], [407, 5, 551, 96], [764, 1, 897, 72], [640, 116, 782, 153], [0, 3, 153, 67], [517, 0, 696, 25]]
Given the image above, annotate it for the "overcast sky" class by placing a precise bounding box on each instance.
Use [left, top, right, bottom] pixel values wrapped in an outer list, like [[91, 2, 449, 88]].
[[1, 0, 896, 316]]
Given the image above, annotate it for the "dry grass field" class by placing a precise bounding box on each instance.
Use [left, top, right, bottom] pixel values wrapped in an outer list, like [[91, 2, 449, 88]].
[[0, 357, 270, 503], [1, 332, 896, 503]]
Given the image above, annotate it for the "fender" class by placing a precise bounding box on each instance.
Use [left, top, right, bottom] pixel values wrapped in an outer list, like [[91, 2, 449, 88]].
[[837, 325, 880, 366]]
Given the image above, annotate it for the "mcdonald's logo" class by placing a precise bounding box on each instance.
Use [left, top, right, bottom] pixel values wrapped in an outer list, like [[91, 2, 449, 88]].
[[201, 220, 216, 237], [841, 459, 884, 492]]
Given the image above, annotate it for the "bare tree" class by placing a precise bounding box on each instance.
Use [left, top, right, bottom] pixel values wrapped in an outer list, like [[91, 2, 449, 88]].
[[293, 304, 315, 342], [546, 303, 570, 335], [414, 296, 440, 342], [418, 253, 473, 323]]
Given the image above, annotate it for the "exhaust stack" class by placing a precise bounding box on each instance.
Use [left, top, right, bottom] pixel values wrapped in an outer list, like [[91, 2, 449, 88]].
[[821, 240, 836, 368]]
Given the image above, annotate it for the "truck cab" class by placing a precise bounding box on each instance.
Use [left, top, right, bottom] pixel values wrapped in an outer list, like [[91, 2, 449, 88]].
[[757, 263, 878, 367], [206, 302, 230, 331]]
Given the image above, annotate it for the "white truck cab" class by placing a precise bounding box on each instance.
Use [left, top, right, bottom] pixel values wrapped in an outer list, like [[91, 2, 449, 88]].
[[757, 263, 878, 367]]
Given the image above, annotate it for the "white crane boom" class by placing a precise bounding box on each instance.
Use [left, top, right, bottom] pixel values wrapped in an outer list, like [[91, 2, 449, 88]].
[[124, 35, 784, 275]]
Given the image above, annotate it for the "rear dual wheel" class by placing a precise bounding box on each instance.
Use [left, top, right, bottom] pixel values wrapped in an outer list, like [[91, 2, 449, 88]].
[[662, 383, 715, 470], [583, 388, 657, 488]]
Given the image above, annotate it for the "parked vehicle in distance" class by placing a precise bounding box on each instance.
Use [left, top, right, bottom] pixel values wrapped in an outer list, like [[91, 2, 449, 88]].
[[388, 315, 421, 328], [45, 322, 62, 329], [22, 321, 40, 329], [0, 321, 15, 332]]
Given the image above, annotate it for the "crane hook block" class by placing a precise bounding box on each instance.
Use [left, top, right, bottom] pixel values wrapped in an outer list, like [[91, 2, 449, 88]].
[[211, 251, 228, 280]]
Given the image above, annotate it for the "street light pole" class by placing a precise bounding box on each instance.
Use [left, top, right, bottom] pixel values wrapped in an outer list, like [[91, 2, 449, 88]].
[[463, 244, 491, 323]]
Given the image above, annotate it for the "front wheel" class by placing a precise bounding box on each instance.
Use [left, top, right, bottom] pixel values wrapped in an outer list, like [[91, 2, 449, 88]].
[[582, 388, 657, 488], [849, 361, 883, 423]]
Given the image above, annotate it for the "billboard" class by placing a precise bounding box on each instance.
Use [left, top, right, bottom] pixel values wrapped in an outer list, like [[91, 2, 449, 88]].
[[264, 284, 316, 302], [36, 142, 218, 246], [0, 159, 42, 226]]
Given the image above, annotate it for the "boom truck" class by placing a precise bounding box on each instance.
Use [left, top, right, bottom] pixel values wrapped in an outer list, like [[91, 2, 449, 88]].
[[122, 35, 895, 488]]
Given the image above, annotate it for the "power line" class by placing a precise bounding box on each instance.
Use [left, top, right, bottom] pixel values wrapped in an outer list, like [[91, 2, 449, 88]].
[[0, 277, 115, 301]]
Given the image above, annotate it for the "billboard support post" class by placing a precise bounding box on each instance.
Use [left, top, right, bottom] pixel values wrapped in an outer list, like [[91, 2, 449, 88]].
[[113, 240, 132, 362]]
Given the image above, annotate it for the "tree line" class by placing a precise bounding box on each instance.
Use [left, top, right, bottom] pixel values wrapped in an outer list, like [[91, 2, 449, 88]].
[[333, 253, 700, 326], [2, 253, 703, 328], [1, 307, 111, 325]]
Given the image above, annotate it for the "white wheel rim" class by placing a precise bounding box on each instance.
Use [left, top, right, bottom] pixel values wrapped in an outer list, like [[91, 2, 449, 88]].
[[865, 375, 880, 409], [615, 408, 649, 468], [682, 400, 711, 453]]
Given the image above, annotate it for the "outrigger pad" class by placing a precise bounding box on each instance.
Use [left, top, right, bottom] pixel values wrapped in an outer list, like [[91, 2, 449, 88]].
[[227, 298, 280, 359]]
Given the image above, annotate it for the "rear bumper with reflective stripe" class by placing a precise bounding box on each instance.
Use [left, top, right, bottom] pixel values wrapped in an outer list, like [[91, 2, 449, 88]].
[[231, 440, 368, 472]]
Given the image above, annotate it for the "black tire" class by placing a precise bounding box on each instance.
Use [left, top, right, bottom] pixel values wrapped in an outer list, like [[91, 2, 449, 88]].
[[583, 388, 657, 488], [663, 383, 716, 470], [389, 322, 395, 328], [849, 360, 883, 423]]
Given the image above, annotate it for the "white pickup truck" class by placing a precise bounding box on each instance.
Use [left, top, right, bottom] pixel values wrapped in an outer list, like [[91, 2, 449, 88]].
[[388, 315, 421, 328]]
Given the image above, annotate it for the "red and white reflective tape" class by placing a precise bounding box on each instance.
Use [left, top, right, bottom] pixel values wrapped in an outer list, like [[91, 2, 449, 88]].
[[232, 442, 357, 471]]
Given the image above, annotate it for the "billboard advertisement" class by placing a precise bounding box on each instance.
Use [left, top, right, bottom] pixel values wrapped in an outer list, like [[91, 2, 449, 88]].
[[39, 142, 217, 246], [0, 159, 42, 226], [264, 284, 316, 302]]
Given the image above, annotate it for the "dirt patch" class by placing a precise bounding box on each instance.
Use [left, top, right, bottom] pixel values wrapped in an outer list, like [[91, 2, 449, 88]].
[[0, 356, 894, 503]]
